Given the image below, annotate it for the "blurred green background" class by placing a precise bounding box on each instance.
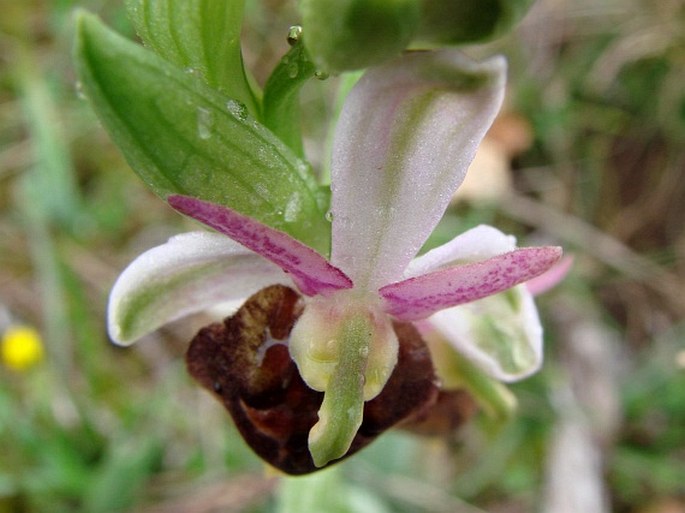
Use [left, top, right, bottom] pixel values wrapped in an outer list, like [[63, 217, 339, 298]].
[[1, 0, 684, 512]]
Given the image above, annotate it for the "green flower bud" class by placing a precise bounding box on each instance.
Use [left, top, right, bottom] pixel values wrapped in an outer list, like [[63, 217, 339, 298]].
[[416, 0, 536, 45], [299, 0, 421, 72]]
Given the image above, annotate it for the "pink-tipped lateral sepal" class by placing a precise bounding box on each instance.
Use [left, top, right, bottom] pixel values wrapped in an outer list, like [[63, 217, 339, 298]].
[[380, 246, 562, 321], [526, 255, 574, 296], [168, 195, 352, 297]]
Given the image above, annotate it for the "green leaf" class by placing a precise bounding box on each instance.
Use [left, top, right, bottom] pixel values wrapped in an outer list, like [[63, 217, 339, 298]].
[[299, 0, 421, 72], [19, 53, 81, 229], [263, 31, 317, 157], [82, 437, 162, 513], [74, 12, 330, 253], [124, 0, 259, 116], [416, 0, 536, 44]]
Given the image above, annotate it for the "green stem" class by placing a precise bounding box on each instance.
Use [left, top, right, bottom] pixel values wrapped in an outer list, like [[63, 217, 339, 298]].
[[445, 348, 517, 422]]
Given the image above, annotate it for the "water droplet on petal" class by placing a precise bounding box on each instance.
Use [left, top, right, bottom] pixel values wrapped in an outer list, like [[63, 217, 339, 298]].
[[314, 70, 329, 81], [325, 339, 336, 352], [196, 107, 213, 140], [226, 99, 248, 121]]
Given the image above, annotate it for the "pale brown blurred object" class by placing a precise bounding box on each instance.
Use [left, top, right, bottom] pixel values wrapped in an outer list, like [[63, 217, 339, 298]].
[[134, 475, 277, 513], [455, 112, 533, 203], [638, 499, 685, 513]]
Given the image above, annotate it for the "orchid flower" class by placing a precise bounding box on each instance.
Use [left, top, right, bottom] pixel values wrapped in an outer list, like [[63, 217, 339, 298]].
[[107, 50, 561, 468]]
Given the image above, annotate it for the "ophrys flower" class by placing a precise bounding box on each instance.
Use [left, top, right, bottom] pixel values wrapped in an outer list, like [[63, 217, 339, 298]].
[[108, 50, 561, 470]]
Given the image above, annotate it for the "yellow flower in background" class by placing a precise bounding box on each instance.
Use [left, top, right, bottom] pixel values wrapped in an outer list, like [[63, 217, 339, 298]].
[[1, 325, 44, 371]]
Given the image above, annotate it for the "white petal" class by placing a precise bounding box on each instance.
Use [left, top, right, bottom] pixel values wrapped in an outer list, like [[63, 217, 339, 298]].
[[404, 224, 517, 278], [428, 285, 543, 382], [329, 51, 506, 290], [108, 231, 292, 345]]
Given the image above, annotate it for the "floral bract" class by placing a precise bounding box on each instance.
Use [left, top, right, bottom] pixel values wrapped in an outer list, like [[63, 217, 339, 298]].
[[108, 50, 561, 468]]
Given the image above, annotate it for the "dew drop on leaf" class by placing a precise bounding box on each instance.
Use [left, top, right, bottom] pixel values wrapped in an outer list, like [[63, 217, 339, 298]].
[[185, 67, 206, 82], [295, 159, 310, 177], [288, 62, 299, 78], [226, 99, 248, 121], [75, 81, 87, 100], [254, 182, 269, 197], [196, 107, 213, 140], [287, 25, 302, 46], [284, 192, 302, 222]]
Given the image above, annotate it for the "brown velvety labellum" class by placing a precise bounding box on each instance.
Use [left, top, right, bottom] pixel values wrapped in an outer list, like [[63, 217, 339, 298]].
[[186, 284, 441, 475]]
